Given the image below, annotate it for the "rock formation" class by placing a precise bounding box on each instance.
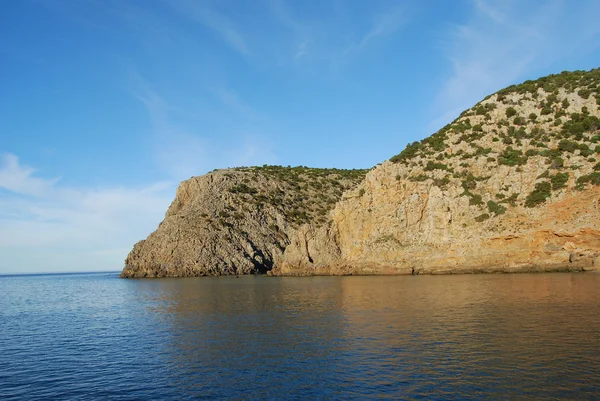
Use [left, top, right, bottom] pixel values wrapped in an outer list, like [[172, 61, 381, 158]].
[[122, 68, 600, 278], [121, 167, 367, 277], [276, 68, 600, 275]]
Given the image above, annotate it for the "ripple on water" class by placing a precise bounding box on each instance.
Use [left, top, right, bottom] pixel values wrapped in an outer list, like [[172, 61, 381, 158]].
[[1, 273, 600, 399]]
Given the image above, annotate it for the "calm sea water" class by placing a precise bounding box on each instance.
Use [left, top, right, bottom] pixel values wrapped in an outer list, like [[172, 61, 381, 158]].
[[1, 272, 600, 400]]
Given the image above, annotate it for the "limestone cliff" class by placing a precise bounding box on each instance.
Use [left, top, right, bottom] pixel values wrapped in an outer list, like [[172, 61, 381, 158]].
[[276, 68, 600, 275], [121, 166, 367, 277]]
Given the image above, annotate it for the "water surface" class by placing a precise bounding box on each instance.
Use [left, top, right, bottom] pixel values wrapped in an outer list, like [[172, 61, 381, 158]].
[[1, 272, 600, 399]]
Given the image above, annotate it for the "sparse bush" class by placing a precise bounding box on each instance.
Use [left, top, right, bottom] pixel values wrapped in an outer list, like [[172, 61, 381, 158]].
[[498, 147, 528, 166], [578, 88, 592, 99], [558, 140, 578, 153], [469, 194, 483, 206], [475, 213, 490, 222], [525, 182, 552, 208], [576, 172, 600, 189], [525, 149, 539, 156], [424, 161, 449, 171], [551, 173, 569, 190], [487, 200, 507, 215], [514, 116, 527, 125]]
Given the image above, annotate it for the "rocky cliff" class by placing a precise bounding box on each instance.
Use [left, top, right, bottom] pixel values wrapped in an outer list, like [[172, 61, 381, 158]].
[[122, 68, 600, 278], [276, 68, 600, 275], [121, 166, 367, 277]]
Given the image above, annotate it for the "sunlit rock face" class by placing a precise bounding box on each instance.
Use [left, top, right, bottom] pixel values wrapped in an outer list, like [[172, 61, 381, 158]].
[[121, 167, 367, 277], [277, 69, 600, 275]]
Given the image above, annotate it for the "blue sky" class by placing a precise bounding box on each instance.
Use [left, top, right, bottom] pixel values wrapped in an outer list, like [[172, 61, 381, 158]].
[[1, 0, 600, 273]]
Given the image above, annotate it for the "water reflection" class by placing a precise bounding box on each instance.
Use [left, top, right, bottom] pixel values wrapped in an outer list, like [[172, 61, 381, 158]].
[[132, 274, 600, 399]]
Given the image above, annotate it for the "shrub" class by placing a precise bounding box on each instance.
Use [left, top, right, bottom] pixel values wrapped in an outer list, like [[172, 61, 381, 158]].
[[498, 147, 528, 166], [558, 140, 578, 153], [514, 116, 527, 125], [506, 107, 517, 118], [475, 213, 490, 222], [578, 88, 592, 99], [229, 184, 258, 195], [525, 149, 539, 156], [487, 200, 507, 215], [411, 174, 429, 182], [529, 113, 537, 121], [504, 193, 519, 207], [576, 172, 600, 189], [551, 173, 569, 190], [433, 176, 450, 188], [424, 161, 449, 171], [541, 106, 553, 115], [469, 194, 483, 206], [524, 182, 552, 208], [390, 141, 422, 163]]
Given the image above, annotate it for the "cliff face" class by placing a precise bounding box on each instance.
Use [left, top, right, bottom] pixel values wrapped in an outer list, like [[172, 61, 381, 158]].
[[122, 68, 600, 278], [276, 69, 600, 275], [121, 167, 366, 277]]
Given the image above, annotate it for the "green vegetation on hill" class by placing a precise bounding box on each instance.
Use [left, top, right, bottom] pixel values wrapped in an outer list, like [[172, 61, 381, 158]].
[[389, 67, 600, 219], [227, 165, 369, 226]]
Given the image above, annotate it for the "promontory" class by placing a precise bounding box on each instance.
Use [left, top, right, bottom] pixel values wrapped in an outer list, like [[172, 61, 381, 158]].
[[121, 68, 600, 278]]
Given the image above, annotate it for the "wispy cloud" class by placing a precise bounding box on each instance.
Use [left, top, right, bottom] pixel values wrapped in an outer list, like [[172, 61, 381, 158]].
[[169, 0, 249, 56], [294, 39, 311, 59], [345, 5, 407, 54], [431, 0, 600, 131], [217, 87, 267, 121], [131, 69, 276, 176], [0, 153, 174, 273], [0, 153, 59, 197]]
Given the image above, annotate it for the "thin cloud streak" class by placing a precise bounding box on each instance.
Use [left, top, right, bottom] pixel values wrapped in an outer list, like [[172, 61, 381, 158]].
[[430, 0, 600, 132], [345, 5, 407, 55], [169, 0, 250, 56]]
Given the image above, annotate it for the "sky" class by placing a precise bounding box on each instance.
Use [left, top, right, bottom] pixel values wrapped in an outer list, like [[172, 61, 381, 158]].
[[1, 0, 600, 273]]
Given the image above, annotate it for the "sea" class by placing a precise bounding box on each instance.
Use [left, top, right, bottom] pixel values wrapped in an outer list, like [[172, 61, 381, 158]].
[[1, 272, 599, 400]]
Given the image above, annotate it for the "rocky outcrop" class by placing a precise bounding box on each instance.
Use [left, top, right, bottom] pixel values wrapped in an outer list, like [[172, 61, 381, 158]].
[[276, 68, 600, 275], [121, 167, 366, 277]]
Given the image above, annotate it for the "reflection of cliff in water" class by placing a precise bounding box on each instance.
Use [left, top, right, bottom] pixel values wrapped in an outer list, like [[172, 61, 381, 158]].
[[336, 274, 600, 397], [141, 277, 349, 398], [131, 274, 600, 398]]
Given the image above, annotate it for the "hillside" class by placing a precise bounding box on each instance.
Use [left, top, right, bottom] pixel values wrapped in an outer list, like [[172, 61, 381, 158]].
[[276, 68, 600, 275], [121, 166, 367, 277], [122, 67, 600, 278]]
